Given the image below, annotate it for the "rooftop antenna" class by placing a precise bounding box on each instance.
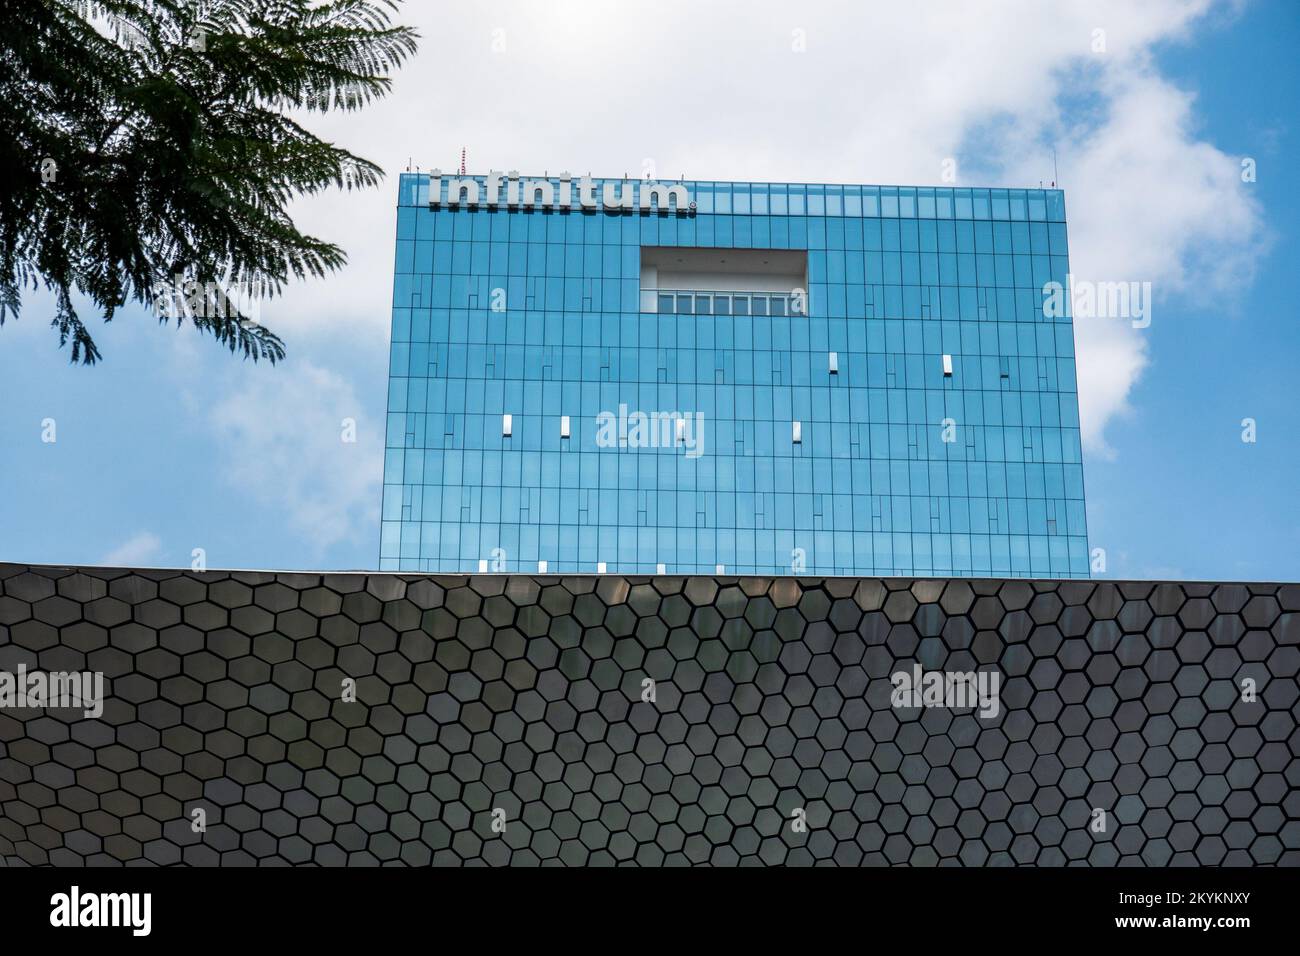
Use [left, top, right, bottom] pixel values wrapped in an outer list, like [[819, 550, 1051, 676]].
[[459, 147, 467, 175], [1052, 147, 1058, 188]]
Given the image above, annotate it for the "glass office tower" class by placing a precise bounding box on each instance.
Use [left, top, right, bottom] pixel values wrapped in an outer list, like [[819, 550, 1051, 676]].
[[380, 172, 1089, 578]]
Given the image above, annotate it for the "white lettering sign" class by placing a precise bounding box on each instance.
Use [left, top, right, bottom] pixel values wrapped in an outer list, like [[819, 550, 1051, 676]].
[[430, 170, 691, 212]]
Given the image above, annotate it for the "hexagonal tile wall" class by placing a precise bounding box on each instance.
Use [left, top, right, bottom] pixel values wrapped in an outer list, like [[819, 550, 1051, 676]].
[[0, 565, 1297, 866]]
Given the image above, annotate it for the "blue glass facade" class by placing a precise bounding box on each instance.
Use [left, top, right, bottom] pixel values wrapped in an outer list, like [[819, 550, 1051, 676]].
[[381, 173, 1089, 577]]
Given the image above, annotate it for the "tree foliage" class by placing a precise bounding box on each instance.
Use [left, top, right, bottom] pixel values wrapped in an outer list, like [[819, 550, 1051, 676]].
[[0, 0, 418, 363]]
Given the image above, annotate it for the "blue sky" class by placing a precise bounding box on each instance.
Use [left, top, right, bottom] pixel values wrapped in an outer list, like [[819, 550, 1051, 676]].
[[1081, 1, 1300, 581], [1, 0, 1296, 581]]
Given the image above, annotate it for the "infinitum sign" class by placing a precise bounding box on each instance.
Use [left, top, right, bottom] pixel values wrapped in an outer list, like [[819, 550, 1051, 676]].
[[428, 170, 692, 212]]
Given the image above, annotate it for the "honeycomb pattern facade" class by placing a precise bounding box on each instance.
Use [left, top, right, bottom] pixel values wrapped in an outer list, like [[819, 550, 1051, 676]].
[[0, 563, 1297, 866]]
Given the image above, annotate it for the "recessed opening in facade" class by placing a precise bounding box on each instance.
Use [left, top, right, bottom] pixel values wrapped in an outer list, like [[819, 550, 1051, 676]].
[[639, 246, 808, 315]]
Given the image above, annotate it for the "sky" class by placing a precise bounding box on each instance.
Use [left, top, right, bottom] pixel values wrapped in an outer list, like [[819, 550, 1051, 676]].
[[1, 0, 1297, 581]]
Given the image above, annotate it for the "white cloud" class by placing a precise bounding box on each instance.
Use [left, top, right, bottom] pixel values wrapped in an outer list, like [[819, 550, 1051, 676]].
[[258, 0, 1260, 456], [101, 531, 162, 567], [208, 359, 383, 554], [1035, 68, 1264, 454]]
